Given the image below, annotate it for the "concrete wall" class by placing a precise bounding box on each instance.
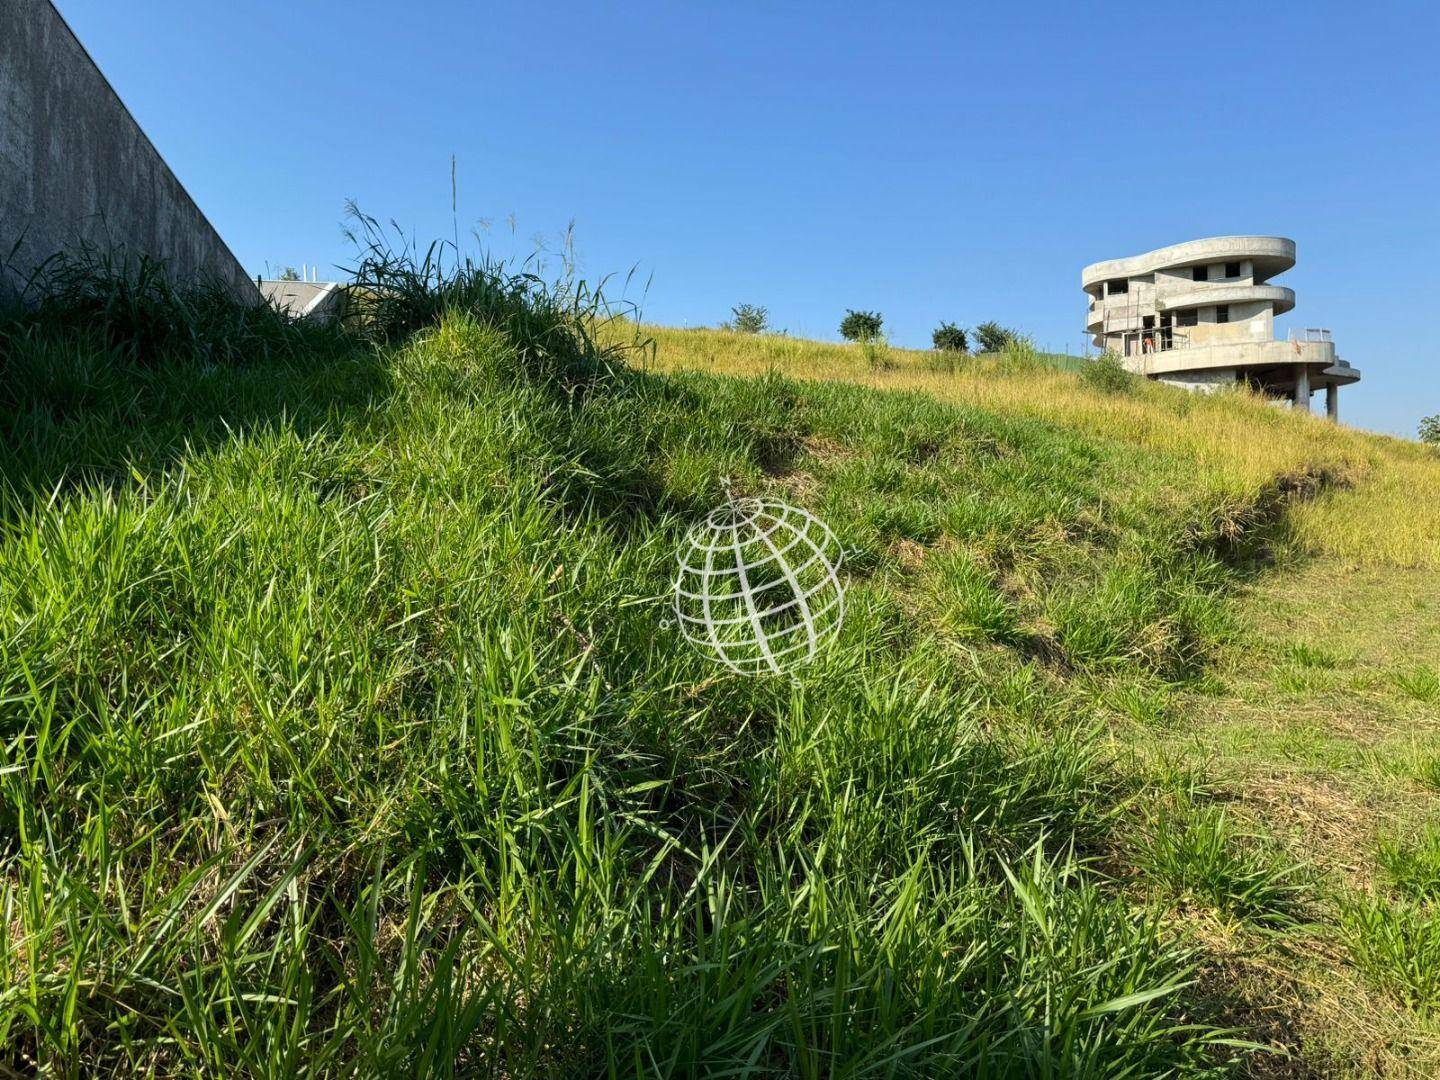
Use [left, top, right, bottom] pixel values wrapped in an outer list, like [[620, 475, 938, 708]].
[[1184, 299, 1272, 346], [1135, 338, 1338, 376], [1157, 367, 1237, 393], [0, 0, 259, 302], [1082, 236, 1296, 290], [258, 279, 349, 323]]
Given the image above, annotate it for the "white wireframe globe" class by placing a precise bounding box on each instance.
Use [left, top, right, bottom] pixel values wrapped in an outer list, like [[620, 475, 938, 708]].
[[673, 496, 845, 676]]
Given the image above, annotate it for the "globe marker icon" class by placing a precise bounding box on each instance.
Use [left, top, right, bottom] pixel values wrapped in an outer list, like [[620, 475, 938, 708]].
[[672, 496, 846, 676]]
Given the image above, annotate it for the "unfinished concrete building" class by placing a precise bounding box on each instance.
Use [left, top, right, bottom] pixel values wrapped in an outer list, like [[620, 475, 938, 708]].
[[1083, 236, 1359, 419]]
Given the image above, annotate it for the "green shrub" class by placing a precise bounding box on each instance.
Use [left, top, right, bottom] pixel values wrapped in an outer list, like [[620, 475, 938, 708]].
[[839, 309, 883, 342], [973, 321, 1017, 353], [932, 321, 968, 353], [1420, 415, 1440, 445], [340, 203, 644, 380], [727, 303, 768, 334], [1080, 351, 1135, 395]]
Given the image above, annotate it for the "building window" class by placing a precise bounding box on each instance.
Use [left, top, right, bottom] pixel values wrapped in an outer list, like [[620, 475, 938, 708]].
[[1216, 304, 1230, 323], [1106, 278, 1128, 296], [1224, 261, 1241, 277], [1192, 265, 1209, 282], [1175, 309, 1197, 327]]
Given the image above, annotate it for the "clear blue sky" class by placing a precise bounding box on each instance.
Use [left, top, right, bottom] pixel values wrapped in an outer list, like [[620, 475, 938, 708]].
[[58, 0, 1439, 436]]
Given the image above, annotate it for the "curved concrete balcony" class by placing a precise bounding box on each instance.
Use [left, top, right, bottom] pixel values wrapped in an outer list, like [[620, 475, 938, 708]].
[[1127, 338, 1354, 381], [1321, 359, 1362, 387], [1086, 292, 1158, 332], [1082, 236, 1296, 289], [1156, 284, 1296, 317]]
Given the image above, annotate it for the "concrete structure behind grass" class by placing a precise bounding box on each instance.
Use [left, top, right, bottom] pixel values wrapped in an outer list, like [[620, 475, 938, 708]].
[[0, 0, 258, 302], [257, 277, 349, 324], [1083, 236, 1359, 419]]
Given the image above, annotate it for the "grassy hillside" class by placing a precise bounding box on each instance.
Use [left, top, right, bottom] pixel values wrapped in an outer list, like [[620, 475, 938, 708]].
[[640, 325, 1440, 1073], [639, 325, 1440, 571], [2, 263, 1438, 1075]]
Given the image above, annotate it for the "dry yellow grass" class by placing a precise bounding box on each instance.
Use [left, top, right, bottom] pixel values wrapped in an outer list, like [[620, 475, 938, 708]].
[[633, 324, 1440, 569]]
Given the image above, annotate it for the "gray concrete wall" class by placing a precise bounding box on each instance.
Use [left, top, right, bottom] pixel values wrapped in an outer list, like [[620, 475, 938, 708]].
[[258, 279, 348, 323], [0, 0, 259, 302], [1157, 368, 1238, 393]]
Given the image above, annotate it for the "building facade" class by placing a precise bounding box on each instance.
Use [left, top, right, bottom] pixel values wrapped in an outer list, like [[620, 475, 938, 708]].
[[1082, 236, 1359, 419]]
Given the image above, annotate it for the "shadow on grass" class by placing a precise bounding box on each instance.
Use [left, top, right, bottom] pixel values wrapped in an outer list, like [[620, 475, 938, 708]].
[[0, 304, 393, 519]]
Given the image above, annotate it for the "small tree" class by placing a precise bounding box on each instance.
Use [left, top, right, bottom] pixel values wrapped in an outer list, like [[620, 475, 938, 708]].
[[1420, 415, 1440, 444], [840, 309, 883, 342], [728, 303, 768, 334], [973, 321, 1016, 353], [278, 266, 301, 281], [932, 321, 968, 353]]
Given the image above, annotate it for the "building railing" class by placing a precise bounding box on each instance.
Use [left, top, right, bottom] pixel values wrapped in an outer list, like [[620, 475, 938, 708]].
[[1105, 327, 1191, 356]]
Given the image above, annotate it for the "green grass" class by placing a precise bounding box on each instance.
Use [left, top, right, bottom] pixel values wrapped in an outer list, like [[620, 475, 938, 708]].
[[1344, 826, 1440, 1015], [1340, 897, 1440, 1012], [5, 247, 1438, 1074], [1392, 667, 1440, 703], [634, 317, 1440, 1074], [1415, 754, 1440, 793], [1379, 826, 1440, 903], [1283, 642, 1344, 670], [1128, 803, 1305, 928], [638, 323, 1440, 569], [0, 253, 1274, 1076]]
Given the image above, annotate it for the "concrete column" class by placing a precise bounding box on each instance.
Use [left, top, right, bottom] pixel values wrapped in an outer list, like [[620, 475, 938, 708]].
[[1326, 383, 1339, 421], [1294, 364, 1310, 412]]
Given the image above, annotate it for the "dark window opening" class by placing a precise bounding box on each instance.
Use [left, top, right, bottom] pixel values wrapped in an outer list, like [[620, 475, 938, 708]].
[[1216, 304, 1230, 323], [1106, 278, 1128, 296], [1224, 261, 1241, 277], [1175, 309, 1198, 327], [1192, 265, 1209, 282]]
